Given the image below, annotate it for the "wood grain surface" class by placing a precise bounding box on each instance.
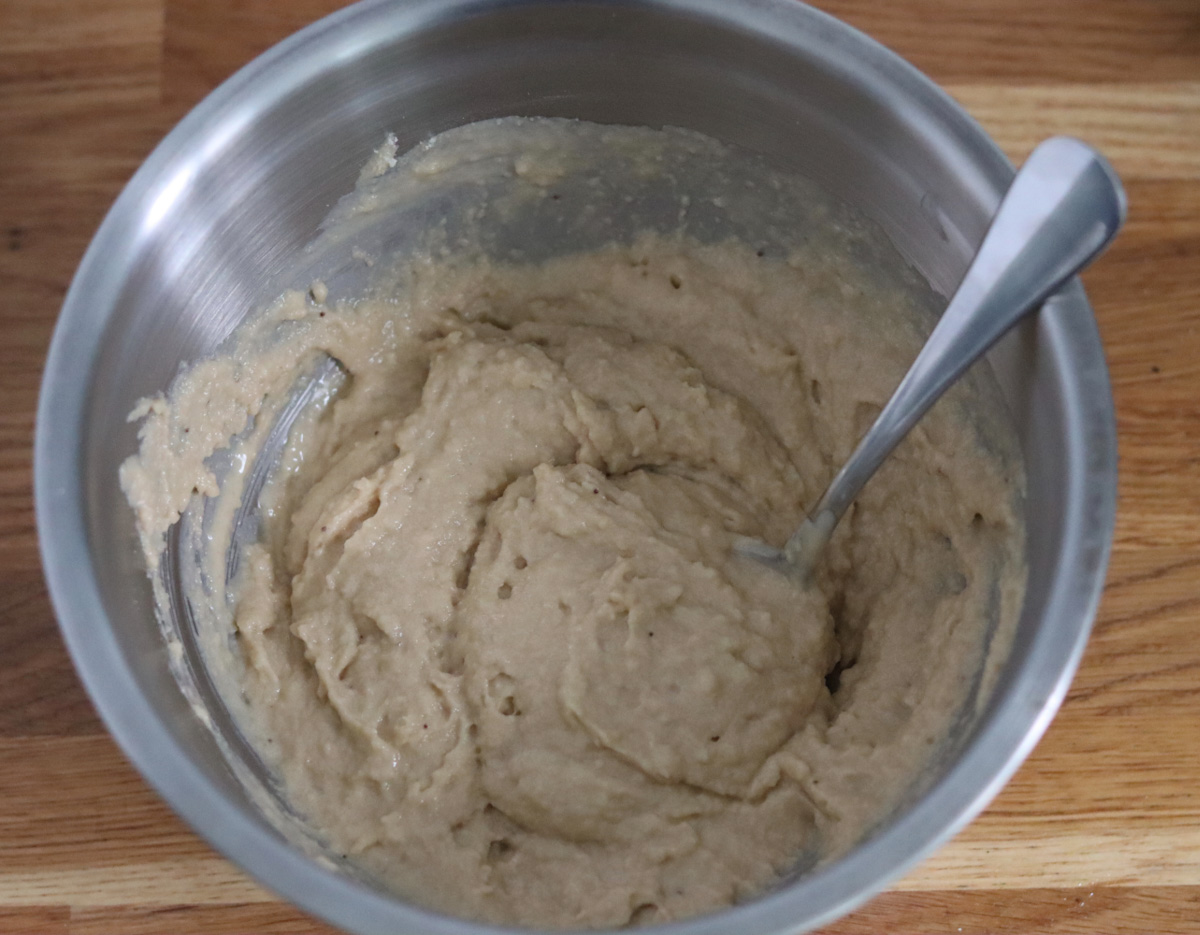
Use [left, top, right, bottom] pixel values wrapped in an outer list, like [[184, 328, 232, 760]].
[[3, 1, 1199, 932]]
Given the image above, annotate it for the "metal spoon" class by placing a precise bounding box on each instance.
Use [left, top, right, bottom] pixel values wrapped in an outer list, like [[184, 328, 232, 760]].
[[224, 351, 347, 592], [736, 136, 1126, 581]]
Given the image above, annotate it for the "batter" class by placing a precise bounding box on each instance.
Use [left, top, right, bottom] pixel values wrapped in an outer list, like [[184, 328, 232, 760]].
[[121, 120, 1025, 929]]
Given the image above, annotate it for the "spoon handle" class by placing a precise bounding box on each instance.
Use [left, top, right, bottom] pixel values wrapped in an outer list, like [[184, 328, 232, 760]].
[[803, 136, 1126, 533]]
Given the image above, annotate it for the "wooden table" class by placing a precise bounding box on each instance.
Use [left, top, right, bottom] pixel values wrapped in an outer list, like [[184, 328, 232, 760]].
[[3, 1, 1199, 932]]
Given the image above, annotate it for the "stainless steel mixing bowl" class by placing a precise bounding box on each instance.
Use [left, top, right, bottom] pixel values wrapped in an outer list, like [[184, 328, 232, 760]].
[[35, 1, 1117, 932]]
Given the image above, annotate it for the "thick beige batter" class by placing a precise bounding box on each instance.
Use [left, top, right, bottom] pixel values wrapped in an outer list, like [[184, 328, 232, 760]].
[[121, 121, 1025, 929]]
